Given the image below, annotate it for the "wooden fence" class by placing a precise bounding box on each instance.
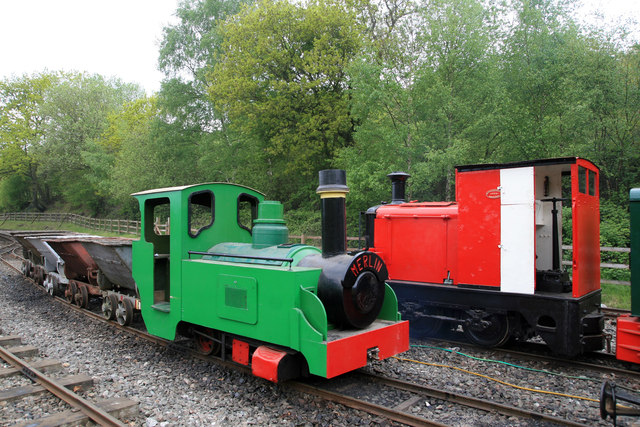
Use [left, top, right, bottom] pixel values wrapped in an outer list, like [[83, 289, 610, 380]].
[[0, 212, 631, 285], [0, 212, 142, 236]]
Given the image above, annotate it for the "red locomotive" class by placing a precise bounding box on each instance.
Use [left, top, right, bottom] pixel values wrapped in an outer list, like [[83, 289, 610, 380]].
[[365, 157, 604, 357]]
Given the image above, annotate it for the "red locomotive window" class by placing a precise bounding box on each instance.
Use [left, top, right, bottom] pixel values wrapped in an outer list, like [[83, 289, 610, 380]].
[[579, 166, 587, 194], [589, 170, 596, 196], [188, 191, 215, 238]]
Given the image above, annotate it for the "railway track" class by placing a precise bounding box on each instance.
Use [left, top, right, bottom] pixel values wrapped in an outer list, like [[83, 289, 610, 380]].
[[1, 236, 629, 426], [292, 370, 591, 426], [420, 327, 640, 381], [0, 335, 137, 426]]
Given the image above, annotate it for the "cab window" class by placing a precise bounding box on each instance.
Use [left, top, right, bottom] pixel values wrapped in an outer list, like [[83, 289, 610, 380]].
[[238, 194, 259, 233], [189, 191, 214, 238]]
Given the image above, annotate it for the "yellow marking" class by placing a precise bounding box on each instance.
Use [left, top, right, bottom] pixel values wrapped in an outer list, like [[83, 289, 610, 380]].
[[317, 191, 348, 199]]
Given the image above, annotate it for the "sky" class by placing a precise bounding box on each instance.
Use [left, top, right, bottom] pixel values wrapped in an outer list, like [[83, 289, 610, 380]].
[[0, 0, 180, 94], [0, 0, 638, 95]]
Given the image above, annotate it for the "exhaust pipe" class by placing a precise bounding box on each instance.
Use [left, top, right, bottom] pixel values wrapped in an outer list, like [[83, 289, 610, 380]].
[[388, 172, 410, 204], [316, 169, 349, 257]]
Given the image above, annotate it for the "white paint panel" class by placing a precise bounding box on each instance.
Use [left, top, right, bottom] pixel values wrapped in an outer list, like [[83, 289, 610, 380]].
[[500, 167, 535, 294], [501, 167, 535, 204]]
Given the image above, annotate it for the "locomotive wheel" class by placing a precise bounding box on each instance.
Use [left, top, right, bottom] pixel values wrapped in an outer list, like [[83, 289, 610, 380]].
[[102, 294, 118, 320], [463, 312, 510, 347], [65, 282, 77, 304], [116, 298, 133, 326], [74, 284, 89, 308], [194, 328, 221, 356]]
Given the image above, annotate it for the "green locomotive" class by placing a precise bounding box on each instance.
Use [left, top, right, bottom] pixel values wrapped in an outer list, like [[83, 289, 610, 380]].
[[131, 170, 409, 382]]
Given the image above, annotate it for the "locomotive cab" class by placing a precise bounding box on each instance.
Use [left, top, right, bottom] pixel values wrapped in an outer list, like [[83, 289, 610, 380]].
[[366, 157, 604, 357]]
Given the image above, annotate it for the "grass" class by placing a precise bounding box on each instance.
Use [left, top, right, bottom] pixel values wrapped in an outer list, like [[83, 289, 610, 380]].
[[0, 220, 138, 238], [602, 283, 631, 310]]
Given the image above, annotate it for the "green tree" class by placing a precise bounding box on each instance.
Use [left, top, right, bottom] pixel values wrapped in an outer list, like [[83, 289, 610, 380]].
[[37, 73, 143, 213], [209, 0, 363, 206], [338, 0, 503, 216], [585, 44, 640, 200], [157, 0, 253, 189], [106, 97, 163, 215], [499, 0, 589, 159], [0, 73, 57, 210]]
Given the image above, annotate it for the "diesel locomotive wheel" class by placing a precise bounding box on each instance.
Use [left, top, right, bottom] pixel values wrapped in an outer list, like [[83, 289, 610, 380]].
[[116, 298, 133, 326], [410, 308, 445, 339], [74, 284, 89, 308], [463, 312, 510, 347], [194, 328, 221, 356], [102, 294, 118, 320], [65, 282, 77, 304]]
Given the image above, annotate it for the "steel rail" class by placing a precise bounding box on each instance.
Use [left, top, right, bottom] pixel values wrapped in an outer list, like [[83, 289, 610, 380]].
[[0, 344, 126, 427], [493, 345, 640, 380], [359, 371, 586, 427], [288, 380, 448, 427], [426, 335, 640, 381]]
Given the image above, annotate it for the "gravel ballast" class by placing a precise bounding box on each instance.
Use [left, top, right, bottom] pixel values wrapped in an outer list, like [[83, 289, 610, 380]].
[[0, 262, 636, 426]]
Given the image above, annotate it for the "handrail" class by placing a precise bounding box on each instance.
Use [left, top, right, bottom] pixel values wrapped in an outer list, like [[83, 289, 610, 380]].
[[188, 251, 294, 264]]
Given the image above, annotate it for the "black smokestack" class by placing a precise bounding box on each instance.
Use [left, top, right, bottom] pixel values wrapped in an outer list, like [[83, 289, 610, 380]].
[[316, 169, 349, 257], [388, 172, 410, 204]]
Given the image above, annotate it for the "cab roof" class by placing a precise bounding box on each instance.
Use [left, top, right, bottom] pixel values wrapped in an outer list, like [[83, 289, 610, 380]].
[[456, 157, 598, 173], [131, 182, 265, 197]]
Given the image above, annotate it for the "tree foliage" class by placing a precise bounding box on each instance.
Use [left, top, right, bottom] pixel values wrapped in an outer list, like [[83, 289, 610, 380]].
[[0, 0, 638, 242], [209, 0, 363, 206], [0, 72, 57, 210]]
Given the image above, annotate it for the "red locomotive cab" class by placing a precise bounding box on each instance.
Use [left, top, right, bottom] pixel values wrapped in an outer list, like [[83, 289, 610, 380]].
[[455, 157, 601, 296]]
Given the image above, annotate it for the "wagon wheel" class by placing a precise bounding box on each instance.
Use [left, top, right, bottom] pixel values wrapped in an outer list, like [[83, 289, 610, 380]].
[[116, 298, 134, 326], [65, 282, 77, 304], [40, 270, 48, 287], [35, 266, 44, 286], [194, 328, 221, 356], [44, 275, 56, 296], [74, 284, 89, 308], [21, 260, 29, 276], [25, 260, 33, 278], [48, 276, 58, 296], [102, 294, 119, 320], [463, 312, 510, 347]]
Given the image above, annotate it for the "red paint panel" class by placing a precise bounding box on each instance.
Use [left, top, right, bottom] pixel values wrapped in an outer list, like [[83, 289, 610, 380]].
[[456, 169, 501, 287], [373, 203, 458, 284], [616, 315, 640, 364], [325, 321, 409, 378], [571, 160, 600, 297], [232, 339, 250, 365], [252, 346, 287, 383]]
